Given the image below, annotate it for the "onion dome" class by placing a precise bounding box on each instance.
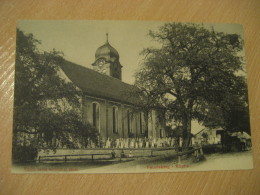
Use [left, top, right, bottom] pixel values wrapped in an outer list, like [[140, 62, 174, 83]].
[[95, 33, 119, 61]]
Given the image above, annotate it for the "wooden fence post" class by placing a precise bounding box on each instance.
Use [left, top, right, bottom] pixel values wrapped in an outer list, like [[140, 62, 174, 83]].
[[64, 155, 67, 162], [92, 154, 94, 161], [38, 156, 41, 163]]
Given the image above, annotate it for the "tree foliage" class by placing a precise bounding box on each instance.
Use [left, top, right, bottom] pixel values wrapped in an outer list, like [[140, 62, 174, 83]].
[[135, 23, 250, 144], [13, 29, 98, 152]]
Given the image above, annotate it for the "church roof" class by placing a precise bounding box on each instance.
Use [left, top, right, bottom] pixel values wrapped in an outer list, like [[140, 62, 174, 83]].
[[60, 60, 140, 105]]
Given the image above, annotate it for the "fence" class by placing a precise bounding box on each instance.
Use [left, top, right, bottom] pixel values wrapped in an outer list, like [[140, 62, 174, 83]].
[[176, 146, 204, 164], [37, 146, 203, 163], [38, 153, 109, 163]]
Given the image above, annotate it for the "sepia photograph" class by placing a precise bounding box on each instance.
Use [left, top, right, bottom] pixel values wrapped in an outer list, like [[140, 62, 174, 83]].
[[12, 20, 253, 173]]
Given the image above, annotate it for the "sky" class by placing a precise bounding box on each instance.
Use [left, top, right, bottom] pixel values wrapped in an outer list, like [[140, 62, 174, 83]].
[[17, 20, 244, 134], [17, 20, 244, 85]]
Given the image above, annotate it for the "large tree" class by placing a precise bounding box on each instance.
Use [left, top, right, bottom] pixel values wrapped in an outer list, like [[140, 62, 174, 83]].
[[13, 29, 97, 152], [135, 23, 249, 145]]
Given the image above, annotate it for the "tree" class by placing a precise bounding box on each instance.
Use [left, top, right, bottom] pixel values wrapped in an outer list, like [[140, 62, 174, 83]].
[[13, 29, 97, 154], [135, 23, 249, 145]]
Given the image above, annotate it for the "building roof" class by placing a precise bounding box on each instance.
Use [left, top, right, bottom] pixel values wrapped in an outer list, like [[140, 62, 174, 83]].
[[95, 41, 119, 60], [195, 127, 224, 136], [60, 60, 140, 105]]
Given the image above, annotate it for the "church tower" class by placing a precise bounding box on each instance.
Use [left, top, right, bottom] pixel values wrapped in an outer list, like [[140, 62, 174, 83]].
[[92, 34, 122, 80]]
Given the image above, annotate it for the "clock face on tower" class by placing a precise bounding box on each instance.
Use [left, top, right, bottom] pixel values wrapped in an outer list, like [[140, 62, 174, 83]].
[[93, 58, 121, 79], [97, 59, 105, 67], [96, 59, 106, 74]]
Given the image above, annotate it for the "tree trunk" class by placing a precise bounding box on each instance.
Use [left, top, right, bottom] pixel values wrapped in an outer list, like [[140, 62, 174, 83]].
[[183, 100, 193, 147], [183, 113, 192, 147]]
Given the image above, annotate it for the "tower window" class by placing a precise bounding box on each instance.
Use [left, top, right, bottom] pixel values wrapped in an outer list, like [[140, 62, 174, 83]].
[[112, 106, 118, 133]]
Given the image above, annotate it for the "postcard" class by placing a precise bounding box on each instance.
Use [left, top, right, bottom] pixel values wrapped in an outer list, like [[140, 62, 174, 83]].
[[12, 20, 253, 173]]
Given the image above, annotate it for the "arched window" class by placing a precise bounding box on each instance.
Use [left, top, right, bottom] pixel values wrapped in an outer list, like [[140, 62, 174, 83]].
[[92, 102, 100, 132], [127, 110, 132, 133], [112, 106, 118, 133]]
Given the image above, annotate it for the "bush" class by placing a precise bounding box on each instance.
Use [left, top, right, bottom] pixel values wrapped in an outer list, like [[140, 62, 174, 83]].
[[12, 145, 38, 163], [128, 132, 135, 138]]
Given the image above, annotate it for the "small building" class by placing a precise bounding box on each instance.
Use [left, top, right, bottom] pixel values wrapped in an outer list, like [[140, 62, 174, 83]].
[[195, 127, 223, 145]]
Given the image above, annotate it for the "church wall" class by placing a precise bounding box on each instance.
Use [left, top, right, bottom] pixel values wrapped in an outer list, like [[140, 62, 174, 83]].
[[82, 96, 159, 139], [122, 106, 146, 139], [134, 114, 139, 137], [106, 101, 121, 139], [148, 110, 155, 138], [99, 101, 107, 138], [147, 109, 166, 139], [105, 102, 145, 139], [83, 95, 127, 139], [157, 110, 166, 138], [82, 95, 107, 138]]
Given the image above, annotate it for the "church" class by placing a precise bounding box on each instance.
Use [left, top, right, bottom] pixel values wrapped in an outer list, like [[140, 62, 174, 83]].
[[60, 34, 166, 140]]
